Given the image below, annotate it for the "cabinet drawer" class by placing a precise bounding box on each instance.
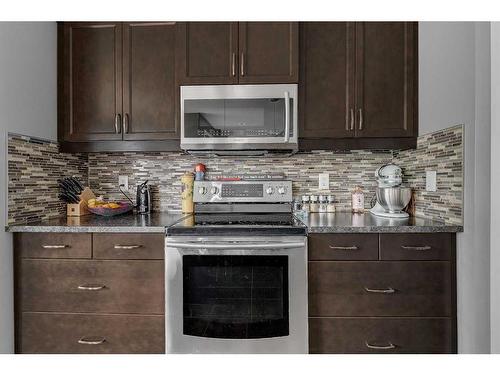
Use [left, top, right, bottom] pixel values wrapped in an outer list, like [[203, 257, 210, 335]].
[[93, 233, 164, 260], [379, 233, 452, 260], [308, 261, 452, 317], [308, 234, 378, 260], [15, 233, 91, 259], [309, 317, 454, 354], [20, 312, 164, 353], [20, 259, 164, 314]]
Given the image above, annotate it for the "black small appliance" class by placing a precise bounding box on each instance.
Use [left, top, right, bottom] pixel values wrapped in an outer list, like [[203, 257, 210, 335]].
[[136, 181, 151, 214]]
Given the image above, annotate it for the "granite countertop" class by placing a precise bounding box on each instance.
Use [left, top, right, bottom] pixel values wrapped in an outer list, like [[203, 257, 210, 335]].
[[6, 212, 463, 234], [302, 212, 463, 233], [6, 212, 188, 233]]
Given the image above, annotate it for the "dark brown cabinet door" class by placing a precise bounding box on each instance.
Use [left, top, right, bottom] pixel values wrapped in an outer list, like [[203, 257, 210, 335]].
[[122, 22, 179, 140], [177, 22, 238, 84], [238, 22, 299, 84], [354, 22, 417, 138], [299, 22, 355, 139], [62, 23, 122, 141]]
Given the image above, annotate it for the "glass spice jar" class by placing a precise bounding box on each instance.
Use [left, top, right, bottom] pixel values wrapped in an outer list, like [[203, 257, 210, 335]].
[[301, 195, 310, 215], [310, 195, 319, 213], [318, 195, 328, 213], [327, 195, 336, 213]]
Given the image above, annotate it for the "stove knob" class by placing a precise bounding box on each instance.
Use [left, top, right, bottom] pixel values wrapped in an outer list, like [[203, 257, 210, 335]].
[[266, 186, 274, 195], [277, 186, 286, 195], [210, 186, 219, 195], [198, 186, 207, 195]]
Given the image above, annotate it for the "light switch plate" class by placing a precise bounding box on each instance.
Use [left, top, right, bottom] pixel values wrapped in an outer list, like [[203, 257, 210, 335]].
[[118, 175, 129, 191], [426, 171, 437, 192], [318, 173, 329, 190]]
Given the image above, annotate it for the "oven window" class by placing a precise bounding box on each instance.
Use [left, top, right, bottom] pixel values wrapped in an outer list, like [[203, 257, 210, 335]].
[[183, 98, 294, 138], [183, 255, 289, 339]]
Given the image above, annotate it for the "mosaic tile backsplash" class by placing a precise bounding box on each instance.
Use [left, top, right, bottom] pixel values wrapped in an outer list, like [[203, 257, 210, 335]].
[[7, 125, 464, 225], [7, 134, 88, 225], [394, 125, 463, 225], [87, 150, 393, 213]]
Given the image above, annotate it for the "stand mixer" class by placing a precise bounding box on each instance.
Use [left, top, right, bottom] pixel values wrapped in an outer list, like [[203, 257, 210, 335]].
[[370, 163, 412, 218]]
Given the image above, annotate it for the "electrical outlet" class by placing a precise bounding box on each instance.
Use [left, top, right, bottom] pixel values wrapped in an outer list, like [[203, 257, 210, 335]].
[[118, 175, 129, 191], [318, 173, 329, 190], [426, 171, 437, 192]]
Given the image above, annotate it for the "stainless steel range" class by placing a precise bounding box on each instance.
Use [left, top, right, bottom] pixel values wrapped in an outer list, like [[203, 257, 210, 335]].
[[165, 179, 308, 354]]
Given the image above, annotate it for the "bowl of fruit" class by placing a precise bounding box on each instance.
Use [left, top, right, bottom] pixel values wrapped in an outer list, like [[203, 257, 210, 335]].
[[87, 198, 133, 216]]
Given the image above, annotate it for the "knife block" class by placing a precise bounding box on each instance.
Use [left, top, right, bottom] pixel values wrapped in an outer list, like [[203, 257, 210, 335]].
[[67, 187, 96, 217]]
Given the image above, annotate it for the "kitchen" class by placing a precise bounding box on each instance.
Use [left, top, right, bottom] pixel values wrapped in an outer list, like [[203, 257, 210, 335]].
[[0, 3, 498, 366]]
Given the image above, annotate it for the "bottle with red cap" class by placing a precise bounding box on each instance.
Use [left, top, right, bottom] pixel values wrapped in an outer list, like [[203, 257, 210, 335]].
[[194, 163, 206, 181]]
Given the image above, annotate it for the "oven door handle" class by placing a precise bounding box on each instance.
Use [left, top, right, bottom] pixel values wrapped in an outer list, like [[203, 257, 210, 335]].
[[167, 241, 304, 250]]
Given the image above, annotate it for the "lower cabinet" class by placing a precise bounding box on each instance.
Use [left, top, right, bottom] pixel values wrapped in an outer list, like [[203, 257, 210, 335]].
[[309, 318, 453, 354], [14, 232, 165, 354], [308, 233, 457, 354], [21, 313, 164, 354], [15, 231, 457, 354]]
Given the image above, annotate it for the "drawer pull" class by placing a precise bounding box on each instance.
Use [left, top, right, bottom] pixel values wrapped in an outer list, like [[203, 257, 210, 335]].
[[78, 337, 106, 345], [114, 244, 142, 250], [365, 341, 396, 350], [401, 245, 432, 251], [329, 245, 358, 250], [364, 287, 396, 294], [77, 284, 106, 291], [42, 245, 68, 249]]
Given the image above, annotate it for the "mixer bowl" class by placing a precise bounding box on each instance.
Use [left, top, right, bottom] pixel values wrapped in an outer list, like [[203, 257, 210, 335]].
[[375, 187, 412, 213]]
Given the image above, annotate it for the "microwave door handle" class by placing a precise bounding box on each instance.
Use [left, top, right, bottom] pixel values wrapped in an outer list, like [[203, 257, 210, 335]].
[[284, 91, 290, 142], [168, 241, 304, 250]]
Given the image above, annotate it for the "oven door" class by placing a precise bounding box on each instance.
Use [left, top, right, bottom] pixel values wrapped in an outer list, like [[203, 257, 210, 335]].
[[165, 236, 308, 354], [180, 84, 298, 152]]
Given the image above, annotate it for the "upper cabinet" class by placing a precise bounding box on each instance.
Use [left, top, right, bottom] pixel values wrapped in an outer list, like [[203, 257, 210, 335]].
[[238, 22, 299, 84], [354, 22, 417, 138], [59, 22, 180, 151], [59, 21, 418, 152], [177, 22, 238, 84], [61, 23, 123, 142], [299, 22, 418, 150], [299, 22, 355, 139], [177, 22, 299, 85], [122, 22, 178, 141]]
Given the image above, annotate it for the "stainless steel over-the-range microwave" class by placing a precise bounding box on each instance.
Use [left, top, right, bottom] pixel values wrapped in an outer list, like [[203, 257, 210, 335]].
[[180, 84, 298, 154]]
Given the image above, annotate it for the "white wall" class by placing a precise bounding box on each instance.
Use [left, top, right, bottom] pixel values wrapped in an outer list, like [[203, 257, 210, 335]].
[[0, 22, 57, 353], [419, 21, 491, 353], [490, 22, 500, 354]]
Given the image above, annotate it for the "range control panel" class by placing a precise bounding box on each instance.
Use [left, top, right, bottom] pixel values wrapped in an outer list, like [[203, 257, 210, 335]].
[[193, 180, 293, 203]]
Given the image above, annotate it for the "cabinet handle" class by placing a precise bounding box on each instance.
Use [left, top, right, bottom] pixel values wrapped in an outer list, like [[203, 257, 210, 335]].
[[240, 52, 245, 76], [365, 341, 396, 350], [41, 244, 68, 249], [123, 113, 129, 134], [349, 108, 354, 131], [329, 245, 358, 250], [114, 114, 121, 134], [77, 284, 106, 291], [401, 245, 432, 251], [364, 287, 395, 294], [232, 52, 236, 77], [113, 244, 142, 249], [78, 337, 106, 345], [358, 109, 363, 130]]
